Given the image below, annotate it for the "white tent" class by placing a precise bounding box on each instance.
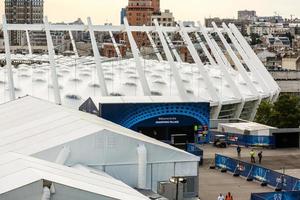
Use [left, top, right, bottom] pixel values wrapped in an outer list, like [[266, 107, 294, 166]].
[[0, 152, 149, 200], [0, 96, 199, 197]]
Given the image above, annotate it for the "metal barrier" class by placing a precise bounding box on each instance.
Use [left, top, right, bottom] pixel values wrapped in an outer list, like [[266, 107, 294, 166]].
[[251, 191, 300, 200], [215, 154, 300, 191], [187, 143, 203, 165], [210, 131, 275, 147]]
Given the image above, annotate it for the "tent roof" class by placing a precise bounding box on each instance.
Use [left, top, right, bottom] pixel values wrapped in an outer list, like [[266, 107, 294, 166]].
[[0, 96, 199, 162], [219, 122, 276, 131], [0, 152, 149, 200]]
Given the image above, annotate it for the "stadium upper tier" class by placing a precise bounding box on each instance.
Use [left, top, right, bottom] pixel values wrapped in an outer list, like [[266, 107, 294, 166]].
[[0, 17, 280, 121]]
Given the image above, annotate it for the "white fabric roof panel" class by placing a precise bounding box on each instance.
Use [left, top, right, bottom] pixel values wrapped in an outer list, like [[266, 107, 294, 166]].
[[0, 96, 199, 164], [219, 122, 276, 131], [0, 153, 149, 200], [0, 53, 275, 110]]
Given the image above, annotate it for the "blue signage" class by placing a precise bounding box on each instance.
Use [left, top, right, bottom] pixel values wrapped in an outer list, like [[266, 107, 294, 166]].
[[99, 102, 210, 143], [251, 191, 300, 200], [215, 154, 300, 192]]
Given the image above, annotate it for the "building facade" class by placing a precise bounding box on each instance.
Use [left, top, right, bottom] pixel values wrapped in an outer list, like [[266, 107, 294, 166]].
[[238, 10, 257, 21], [126, 0, 161, 47], [151, 9, 175, 27], [5, 0, 44, 46]]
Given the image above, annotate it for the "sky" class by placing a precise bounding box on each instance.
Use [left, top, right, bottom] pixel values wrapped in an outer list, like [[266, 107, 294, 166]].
[[0, 0, 300, 24]]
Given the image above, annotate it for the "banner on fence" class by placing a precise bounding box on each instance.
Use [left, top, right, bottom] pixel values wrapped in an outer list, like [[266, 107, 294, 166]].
[[251, 191, 300, 200], [215, 154, 300, 191]]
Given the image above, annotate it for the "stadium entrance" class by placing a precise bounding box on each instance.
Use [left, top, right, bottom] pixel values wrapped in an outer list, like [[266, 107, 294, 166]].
[[98, 102, 210, 146]]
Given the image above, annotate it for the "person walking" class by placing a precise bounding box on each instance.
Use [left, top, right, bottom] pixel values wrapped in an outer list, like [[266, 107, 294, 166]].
[[236, 145, 241, 159], [250, 149, 256, 163], [225, 192, 233, 200], [217, 193, 225, 200], [258, 151, 263, 164]]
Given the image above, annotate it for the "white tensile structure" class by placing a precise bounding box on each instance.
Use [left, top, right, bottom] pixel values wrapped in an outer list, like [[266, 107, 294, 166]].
[[0, 16, 280, 121], [0, 96, 200, 199]]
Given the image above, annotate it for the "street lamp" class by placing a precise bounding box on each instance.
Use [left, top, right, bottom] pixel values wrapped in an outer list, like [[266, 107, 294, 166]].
[[169, 176, 187, 200]]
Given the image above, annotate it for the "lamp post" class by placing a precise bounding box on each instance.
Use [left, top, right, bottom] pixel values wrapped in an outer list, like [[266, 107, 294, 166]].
[[169, 176, 187, 200]]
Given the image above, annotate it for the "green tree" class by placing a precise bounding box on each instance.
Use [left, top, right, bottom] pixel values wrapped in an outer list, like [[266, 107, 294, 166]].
[[255, 95, 300, 128], [250, 33, 262, 45], [255, 100, 273, 125]]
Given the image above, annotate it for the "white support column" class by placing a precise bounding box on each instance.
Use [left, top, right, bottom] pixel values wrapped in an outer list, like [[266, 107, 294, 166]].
[[145, 28, 163, 62], [68, 29, 79, 58], [26, 30, 32, 56], [211, 22, 262, 120], [211, 22, 260, 99], [229, 24, 280, 97], [194, 32, 216, 65], [163, 31, 182, 63], [109, 31, 122, 59], [2, 15, 15, 101], [197, 22, 245, 119], [249, 99, 262, 121], [44, 16, 61, 105], [154, 20, 189, 101], [87, 17, 108, 96], [222, 23, 271, 97], [55, 146, 71, 165], [197, 22, 229, 67], [137, 144, 147, 189], [178, 22, 220, 104], [211, 38, 231, 68], [124, 18, 151, 96]]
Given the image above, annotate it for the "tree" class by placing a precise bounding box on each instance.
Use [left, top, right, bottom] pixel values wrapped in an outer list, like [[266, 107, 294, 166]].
[[250, 33, 262, 46], [255, 95, 300, 128], [255, 100, 273, 125]]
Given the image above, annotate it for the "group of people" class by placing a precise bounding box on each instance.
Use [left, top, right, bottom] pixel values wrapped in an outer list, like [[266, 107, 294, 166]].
[[236, 146, 263, 164], [217, 192, 233, 200], [249, 149, 263, 164]]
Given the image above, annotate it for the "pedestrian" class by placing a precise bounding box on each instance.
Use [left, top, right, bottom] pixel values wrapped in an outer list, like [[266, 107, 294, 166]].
[[225, 192, 233, 200], [236, 145, 241, 159], [258, 151, 263, 164], [250, 149, 256, 163], [217, 193, 225, 200]]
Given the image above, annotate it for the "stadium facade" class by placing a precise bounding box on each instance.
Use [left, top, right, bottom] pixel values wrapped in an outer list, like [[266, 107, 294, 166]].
[[0, 16, 280, 122], [0, 15, 281, 199]]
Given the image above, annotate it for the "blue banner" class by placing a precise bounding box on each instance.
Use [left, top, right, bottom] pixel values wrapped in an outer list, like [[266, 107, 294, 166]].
[[99, 102, 210, 143], [251, 191, 300, 200], [210, 131, 275, 147], [215, 154, 300, 191]]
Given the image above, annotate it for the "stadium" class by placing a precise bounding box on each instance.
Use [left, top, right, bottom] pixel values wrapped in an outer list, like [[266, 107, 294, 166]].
[[0, 15, 280, 199]]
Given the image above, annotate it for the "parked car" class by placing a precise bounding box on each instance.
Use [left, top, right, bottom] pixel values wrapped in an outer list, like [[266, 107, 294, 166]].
[[213, 134, 227, 148]]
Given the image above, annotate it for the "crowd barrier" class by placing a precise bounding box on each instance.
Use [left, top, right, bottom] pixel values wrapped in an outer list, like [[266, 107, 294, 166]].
[[187, 143, 203, 165], [210, 131, 275, 147], [251, 191, 300, 200], [215, 154, 300, 191]]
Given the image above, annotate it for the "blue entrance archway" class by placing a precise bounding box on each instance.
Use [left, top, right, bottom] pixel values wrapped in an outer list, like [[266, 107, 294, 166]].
[[99, 102, 210, 143]]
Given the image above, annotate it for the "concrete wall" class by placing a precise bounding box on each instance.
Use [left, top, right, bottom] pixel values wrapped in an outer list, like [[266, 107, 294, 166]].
[[270, 71, 300, 94], [282, 57, 300, 71]]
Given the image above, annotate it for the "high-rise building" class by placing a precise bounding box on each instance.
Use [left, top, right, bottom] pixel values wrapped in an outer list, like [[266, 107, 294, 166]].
[[5, 0, 44, 46], [152, 0, 160, 13], [126, 0, 155, 26], [126, 0, 161, 47]]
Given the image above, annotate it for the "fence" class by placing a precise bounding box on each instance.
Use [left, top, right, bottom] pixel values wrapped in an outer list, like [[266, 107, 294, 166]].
[[187, 143, 203, 165], [215, 154, 300, 191], [251, 191, 300, 200], [210, 131, 275, 147]]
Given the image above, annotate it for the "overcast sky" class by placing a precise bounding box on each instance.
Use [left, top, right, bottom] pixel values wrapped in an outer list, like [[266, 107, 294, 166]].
[[0, 0, 300, 24]]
